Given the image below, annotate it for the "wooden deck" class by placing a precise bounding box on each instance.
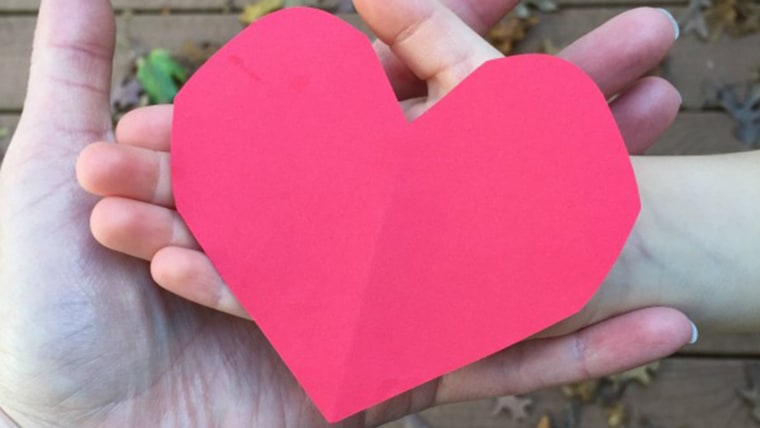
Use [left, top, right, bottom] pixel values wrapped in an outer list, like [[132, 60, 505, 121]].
[[1, 1, 760, 427]]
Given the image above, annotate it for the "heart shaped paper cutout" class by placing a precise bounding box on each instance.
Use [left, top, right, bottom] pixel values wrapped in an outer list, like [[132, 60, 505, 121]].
[[172, 8, 639, 422]]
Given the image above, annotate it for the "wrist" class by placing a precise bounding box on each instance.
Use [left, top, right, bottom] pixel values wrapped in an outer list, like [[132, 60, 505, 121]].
[[606, 153, 760, 332]]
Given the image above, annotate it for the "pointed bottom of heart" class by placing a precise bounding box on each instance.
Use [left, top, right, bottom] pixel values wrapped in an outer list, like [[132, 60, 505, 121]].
[[291, 290, 598, 422]]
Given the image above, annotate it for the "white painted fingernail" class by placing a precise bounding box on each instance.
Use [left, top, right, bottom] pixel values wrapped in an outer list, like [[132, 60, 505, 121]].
[[656, 8, 680, 40], [688, 320, 699, 344]]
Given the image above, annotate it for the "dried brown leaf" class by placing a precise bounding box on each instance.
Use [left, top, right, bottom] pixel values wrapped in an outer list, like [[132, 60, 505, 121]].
[[562, 380, 600, 403], [486, 14, 539, 55], [239, 0, 285, 25], [536, 415, 552, 428], [608, 362, 660, 387], [605, 402, 626, 428], [492, 395, 533, 421], [706, 0, 760, 38]]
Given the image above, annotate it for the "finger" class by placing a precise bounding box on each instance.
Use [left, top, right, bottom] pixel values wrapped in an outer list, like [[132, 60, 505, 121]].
[[374, 0, 521, 100], [90, 197, 198, 260], [77, 142, 174, 207], [152, 246, 250, 320], [115, 105, 174, 151], [610, 76, 681, 154], [15, 0, 115, 149], [355, 0, 503, 102], [558, 7, 679, 99], [434, 307, 692, 403]]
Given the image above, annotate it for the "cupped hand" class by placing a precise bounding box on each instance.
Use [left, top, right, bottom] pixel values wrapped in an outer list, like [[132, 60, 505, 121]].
[[0, 0, 689, 427]]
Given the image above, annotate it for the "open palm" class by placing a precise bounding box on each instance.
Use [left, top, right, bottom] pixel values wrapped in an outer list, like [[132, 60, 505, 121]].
[[0, 0, 691, 427]]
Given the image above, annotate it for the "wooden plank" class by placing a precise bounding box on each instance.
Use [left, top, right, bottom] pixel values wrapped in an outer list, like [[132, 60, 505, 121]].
[[0, 13, 371, 110], [2, 10, 758, 110], [381, 358, 760, 428], [0, 0, 679, 12], [230, 0, 683, 7], [558, 0, 685, 4], [0, 14, 253, 110], [514, 8, 760, 109], [648, 111, 751, 155], [0, 17, 33, 110], [0, 0, 233, 11], [0, 115, 18, 163], [685, 332, 760, 357]]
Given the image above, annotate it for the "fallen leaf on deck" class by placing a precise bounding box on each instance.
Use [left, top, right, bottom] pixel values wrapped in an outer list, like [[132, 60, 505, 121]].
[[240, 0, 285, 25], [492, 395, 533, 421], [706, 79, 760, 146], [562, 380, 600, 403], [0, 127, 8, 139], [136, 49, 189, 104], [680, 0, 760, 40], [606, 402, 626, 428], [679, 0, 712, 40], [536, 414, 552, 428], [540, 38, 561, 55], [705, 0, 760, 38], [608, 362, 660, 387], [486, 14, 539, 55]]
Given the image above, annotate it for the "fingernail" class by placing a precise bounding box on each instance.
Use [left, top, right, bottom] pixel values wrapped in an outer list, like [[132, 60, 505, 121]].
[[688, 320, 699, 344], [656, 8, 680, 40]]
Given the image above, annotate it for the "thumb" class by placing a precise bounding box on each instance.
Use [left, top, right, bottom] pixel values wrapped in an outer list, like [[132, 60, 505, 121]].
[[370, 0, 520, 100], [354, 0, 501, 102], [14, 0, 115, 152]]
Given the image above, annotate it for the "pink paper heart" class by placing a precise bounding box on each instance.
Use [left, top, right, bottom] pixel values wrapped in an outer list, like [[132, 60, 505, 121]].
[[172, 8, 639, 422]]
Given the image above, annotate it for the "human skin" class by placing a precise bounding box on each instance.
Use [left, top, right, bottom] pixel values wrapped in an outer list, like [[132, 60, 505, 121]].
[[84, 0, 760, 337], [589, 153, 760, 333], [85, 0, 741, 340], [0, 0, 694, 426], [80, 2, 688, 330]]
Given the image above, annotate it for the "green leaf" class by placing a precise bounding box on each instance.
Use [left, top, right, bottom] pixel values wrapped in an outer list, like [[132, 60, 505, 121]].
[[136, 49, 189, 104], [0, 127, 8, 139]]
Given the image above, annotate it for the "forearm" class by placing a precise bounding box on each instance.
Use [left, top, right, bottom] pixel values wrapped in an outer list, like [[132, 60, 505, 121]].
[[608, 152, 760, 332]]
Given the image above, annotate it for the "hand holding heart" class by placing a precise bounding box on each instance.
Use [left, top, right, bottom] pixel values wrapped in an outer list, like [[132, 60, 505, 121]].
[[82, 3, 684, 330], [0, 0, 696, 426]]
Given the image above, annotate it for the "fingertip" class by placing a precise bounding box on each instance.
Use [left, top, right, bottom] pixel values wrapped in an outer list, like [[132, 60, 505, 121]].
[[649, 307, 695, 348], [152, 247, 250, 320], [559, 7, 677, 98], [353, 0, 435, 43], [90, 197, 151, 257], [76, 142, 118, 195], [358, 0, 501, 102], [627, 7, 679, 45], [89, 197, 121, 251], [115, 104, 174, 151], [655, 8, 680, 41], [604, 307, 693, 354], [610, 76, 681, 154]]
